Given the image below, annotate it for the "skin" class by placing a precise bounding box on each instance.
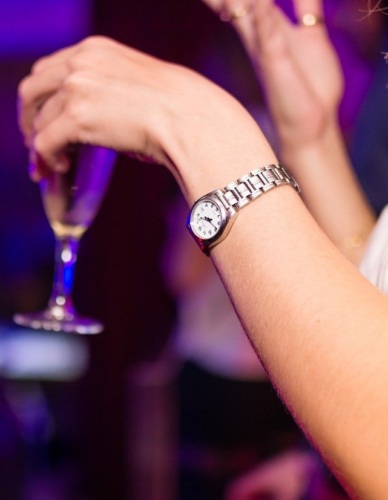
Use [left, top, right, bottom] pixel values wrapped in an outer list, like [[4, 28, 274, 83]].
[[17, 4, 388, 496], [199, 1, 376, 496], [201, 0, 376, 265], [225, 450, 319, 500], [19, 36, 275, 199]]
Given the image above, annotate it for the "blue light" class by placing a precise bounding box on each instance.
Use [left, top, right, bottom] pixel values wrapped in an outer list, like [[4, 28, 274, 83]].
[[63, 264, 74, 293], [0, 0, 92, 56]]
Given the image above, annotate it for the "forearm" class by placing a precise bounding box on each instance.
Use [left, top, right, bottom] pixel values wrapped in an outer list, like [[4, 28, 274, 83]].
[[279, 121, 376, 265], [208, 185, 388, 498], [19, 36, 388, 496], [171, 108, 388, 495]]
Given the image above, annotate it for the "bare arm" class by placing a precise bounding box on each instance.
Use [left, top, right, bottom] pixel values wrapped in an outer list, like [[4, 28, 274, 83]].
[[211, 186, 388, 498], [201, 0, 376, 265], [18, 36, 388, 496]]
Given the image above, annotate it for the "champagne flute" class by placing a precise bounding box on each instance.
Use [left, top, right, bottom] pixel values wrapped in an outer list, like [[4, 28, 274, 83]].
[[14, 144, 117, 334]]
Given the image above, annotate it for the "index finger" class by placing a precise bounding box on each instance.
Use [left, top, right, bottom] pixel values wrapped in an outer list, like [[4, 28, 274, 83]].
[[18, 63, 70, 145]]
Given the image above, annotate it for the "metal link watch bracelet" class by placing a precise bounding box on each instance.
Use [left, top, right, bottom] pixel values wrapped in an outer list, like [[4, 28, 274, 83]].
[[187, 164, 300, 255]]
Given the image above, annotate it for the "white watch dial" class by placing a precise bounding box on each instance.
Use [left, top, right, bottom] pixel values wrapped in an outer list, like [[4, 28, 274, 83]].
[[190, 199, 223, 240]]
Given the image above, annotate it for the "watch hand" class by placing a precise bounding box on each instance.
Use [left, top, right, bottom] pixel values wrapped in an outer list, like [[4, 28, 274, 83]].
[[204, 216, 217, 230], [198, 215, 212, 224]]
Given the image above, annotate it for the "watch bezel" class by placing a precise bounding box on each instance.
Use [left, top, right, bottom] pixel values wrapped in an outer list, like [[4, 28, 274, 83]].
[[187, 192, 236, 255]]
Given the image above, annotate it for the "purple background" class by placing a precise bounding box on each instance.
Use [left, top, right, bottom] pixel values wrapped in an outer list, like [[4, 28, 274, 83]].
[[0, 1, 387, 498]]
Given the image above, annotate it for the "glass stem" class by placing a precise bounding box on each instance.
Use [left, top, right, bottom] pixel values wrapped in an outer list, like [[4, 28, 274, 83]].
[[48, 236, 80, 313]]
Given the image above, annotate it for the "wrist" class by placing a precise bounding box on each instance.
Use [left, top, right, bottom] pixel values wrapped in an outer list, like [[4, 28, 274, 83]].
[[278, 119, 344, 174], [276, 118, 375, 265], [187, 164, 300, 255], [156, 74, 278, 204], [172, 129, 278, 205]]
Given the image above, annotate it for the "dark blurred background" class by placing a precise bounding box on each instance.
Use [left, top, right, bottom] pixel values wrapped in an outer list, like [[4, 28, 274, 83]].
[[0, 1, 235, 498], [0, 0, 387, 499]]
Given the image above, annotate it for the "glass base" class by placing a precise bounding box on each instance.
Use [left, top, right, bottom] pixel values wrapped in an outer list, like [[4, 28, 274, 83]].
[[13, 307, 104, 335]]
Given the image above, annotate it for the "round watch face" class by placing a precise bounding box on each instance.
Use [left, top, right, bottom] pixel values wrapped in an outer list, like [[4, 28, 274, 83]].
[[190, 198, 224, 240]]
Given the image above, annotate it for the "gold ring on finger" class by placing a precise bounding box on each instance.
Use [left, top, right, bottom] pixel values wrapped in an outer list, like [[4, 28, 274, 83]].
[[220, 4, 249, 22], [300, 13, 325, 27]]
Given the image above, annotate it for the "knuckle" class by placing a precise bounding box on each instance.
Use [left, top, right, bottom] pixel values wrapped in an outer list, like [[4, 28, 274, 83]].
[[70, 36, 113, 67], [79, 35, 102, 48], [60, 80, 91, 132], [76, 36, 110, 58], [80, 35, 114, 49], [17, 76, 30, 100], [61, 71, 92, 100], [62, 71, 84, 92], [31, 56, 49, 75], [67, 52, 90, 72]]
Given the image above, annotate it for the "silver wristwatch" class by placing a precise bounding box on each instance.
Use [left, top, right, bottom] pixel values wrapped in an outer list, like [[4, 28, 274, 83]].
[[187, 164, 300, 255]]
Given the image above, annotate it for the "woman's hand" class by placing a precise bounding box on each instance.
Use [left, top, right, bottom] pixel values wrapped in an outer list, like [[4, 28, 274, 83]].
[[201, 0, 343, 153], [225, 450, 317, 500], [18, 36, 276, 200], [201, 0, 375, 266], [18, 36, 209, 175]]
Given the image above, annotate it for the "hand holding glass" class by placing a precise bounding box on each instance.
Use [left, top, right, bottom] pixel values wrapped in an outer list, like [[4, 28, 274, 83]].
[[14, 145, 117, 334]]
